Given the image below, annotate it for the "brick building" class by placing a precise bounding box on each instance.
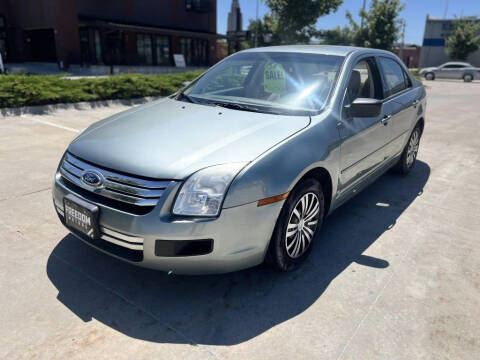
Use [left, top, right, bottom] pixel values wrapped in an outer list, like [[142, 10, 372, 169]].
[[0, 0, 219, 67]]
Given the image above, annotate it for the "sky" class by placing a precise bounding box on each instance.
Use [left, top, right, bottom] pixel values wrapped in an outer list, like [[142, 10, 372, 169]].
[[217, 0, 480, 45]]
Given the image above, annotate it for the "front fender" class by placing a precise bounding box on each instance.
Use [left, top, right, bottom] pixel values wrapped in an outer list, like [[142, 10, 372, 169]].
[[223, 112, 341, 209]]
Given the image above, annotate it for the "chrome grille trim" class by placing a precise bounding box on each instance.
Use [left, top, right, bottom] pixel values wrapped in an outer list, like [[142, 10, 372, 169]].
[[100, 226, 144, 244], [100, 234, 143, 250], [60, 152, 173, 207], [55, 205, 65, 216]]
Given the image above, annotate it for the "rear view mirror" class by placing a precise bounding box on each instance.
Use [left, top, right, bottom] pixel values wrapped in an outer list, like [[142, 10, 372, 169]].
[[347, 98, 383, 118]]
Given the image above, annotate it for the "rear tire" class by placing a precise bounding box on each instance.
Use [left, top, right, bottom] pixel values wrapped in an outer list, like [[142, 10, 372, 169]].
[[266, 178, 324, 272], [463, 74, 473, 82], [425, 72, 435, 81], [393, 125, 422, 175]]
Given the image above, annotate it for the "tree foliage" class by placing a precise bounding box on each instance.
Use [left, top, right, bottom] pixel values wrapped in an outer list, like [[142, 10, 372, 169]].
[[320, 26, 354, 45], [446, 18, 480, 61], [247, 14, 275, 47], [347, 0, 405, 50], [248, 0, 343, 45], [321, 0, 404, 51]]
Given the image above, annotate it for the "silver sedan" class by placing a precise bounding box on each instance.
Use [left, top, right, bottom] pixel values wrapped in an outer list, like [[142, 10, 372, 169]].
[[53, 45, 426, 274], [420, 61, 479, 82]]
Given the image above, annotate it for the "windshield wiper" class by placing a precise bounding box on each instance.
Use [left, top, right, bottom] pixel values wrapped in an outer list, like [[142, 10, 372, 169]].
[[177, 92, 199, 104], [209, 101, 268, 113]]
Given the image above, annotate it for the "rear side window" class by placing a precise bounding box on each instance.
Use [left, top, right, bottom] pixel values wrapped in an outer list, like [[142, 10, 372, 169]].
[[443, 64, 466, 68], [378, 57, 409, 97]]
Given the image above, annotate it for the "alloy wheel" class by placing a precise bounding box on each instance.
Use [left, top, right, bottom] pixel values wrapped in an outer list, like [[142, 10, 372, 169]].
[[406, 129, 420, 167], [285, 192, 320, 258]]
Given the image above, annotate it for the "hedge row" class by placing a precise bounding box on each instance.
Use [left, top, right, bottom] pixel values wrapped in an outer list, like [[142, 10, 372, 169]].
[[0, 71, 203, 108]]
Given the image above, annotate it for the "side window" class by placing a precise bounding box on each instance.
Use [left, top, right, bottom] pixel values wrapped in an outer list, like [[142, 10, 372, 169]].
[[378, 57, 407, 97], [345, 59, 379, 106]]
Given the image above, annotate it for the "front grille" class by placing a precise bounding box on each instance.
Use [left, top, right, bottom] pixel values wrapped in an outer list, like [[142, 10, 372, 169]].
[[59, 152, 173, 214]]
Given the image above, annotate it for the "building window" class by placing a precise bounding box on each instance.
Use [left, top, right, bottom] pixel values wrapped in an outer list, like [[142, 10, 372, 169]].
[[79, 28, 91, 65], [180, 38, 209, 66], [0, 15, 6, 62], [155, 36, 170, 65], [185, 0, 212, 12], [137, 33, 153, 65], [180, 38, 192, 65], [94, 30, 102, 64]]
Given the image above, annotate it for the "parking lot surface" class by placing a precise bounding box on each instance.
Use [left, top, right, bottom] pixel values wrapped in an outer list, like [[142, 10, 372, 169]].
[[1, 81, 479, 359]]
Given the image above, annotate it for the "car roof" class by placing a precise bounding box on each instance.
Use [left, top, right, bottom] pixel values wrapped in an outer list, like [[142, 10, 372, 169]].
[[442, 61, 472, 66], [241, 45, 392, 57]]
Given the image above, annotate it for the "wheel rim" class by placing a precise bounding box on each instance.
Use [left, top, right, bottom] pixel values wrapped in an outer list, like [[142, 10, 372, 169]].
[[285, 192, 320, 259], [465, 75, 472, 81], [406, 130, 420, 167], [426, 73, 433, 80]]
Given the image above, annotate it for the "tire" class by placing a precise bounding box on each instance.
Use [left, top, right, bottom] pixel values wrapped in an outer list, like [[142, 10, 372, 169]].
[[265, 178, 324, 272], [393, 125, 422, 175], [463, 74, 473, 82], [425, 72, 435, 81]]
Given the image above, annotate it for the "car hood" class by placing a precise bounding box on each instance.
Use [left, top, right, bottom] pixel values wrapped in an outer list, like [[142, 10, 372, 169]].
[[68, 98, 310, 179]]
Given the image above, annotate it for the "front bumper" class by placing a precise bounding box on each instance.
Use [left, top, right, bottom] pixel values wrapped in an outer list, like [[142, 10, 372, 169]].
[[53, 173, 284, 274]]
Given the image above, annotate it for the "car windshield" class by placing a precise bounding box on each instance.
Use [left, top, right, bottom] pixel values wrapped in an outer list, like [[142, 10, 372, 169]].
[[179, 51, 344, 115]]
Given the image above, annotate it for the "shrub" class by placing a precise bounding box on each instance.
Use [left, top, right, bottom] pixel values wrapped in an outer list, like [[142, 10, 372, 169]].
[[0, 71, 203, 108]]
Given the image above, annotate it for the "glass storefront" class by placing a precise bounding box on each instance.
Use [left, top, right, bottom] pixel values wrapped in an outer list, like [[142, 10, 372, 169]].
[[155, 35, 170, 65], [0, 15, 7, 62], [78, 25, 207, 67], [180, 37, 209, 66], [136, 33, 153, 65]]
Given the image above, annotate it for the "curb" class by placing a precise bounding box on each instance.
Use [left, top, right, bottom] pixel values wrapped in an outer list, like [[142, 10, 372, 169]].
[[1, 96, 161, 116]]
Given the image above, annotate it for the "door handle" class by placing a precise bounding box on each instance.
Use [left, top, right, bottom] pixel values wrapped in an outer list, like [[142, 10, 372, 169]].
[[381, 114, 392, 125], [412, 99, 420, 107]]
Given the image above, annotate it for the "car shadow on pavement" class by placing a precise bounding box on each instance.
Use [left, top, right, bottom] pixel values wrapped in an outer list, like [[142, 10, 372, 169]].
[[46, 160, 430, 346]]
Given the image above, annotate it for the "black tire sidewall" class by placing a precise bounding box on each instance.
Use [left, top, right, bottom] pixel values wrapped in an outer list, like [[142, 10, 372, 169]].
[[267, 178, 324, 272], [398, 126, 422, 174]]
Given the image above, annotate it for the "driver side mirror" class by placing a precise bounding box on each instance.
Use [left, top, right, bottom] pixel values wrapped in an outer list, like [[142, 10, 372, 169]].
[[347, 98, 383, 118]]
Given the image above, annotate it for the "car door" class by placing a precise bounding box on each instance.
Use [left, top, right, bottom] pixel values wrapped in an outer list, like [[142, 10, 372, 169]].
[[434, 64, 449, 79], [338, 57, 391, 193], [377, 56, 419, 158]]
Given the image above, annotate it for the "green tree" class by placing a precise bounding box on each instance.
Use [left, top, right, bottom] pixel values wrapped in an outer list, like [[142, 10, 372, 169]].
[[347, 0, 405, 50], [446, 18, 480, 60], [248, 0, 343, 46], [247, 14, 275, 47], [319, 26, 354, 45]]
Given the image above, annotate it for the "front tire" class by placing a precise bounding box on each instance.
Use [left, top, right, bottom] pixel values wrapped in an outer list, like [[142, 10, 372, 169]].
[[463, 74, 473, 82], [266, 178, 324, 272], [393, 125, 422, 175]]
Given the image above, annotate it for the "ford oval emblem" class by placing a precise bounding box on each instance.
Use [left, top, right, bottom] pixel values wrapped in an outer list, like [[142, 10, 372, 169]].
[[81, 170, 104, 187]]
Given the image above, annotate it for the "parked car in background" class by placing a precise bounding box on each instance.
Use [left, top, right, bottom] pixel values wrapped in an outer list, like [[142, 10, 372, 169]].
[[53, 45, 426, 274], [419, 62, 479, 82]]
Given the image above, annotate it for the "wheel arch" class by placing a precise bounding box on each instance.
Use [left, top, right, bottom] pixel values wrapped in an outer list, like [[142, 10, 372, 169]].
[[291, 167, 333, 218], [416, 117, 425, 136]]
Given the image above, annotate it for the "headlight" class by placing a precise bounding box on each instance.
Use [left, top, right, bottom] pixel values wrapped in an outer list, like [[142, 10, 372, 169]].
[[173, 163, 247, 217]]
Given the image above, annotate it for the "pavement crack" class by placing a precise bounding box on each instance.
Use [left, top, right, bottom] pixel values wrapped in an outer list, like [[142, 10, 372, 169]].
[[0, 187, 51, 202]]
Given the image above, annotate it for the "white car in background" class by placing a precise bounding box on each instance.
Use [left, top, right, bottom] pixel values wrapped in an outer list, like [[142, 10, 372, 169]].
[[419, 62, 479, 82]]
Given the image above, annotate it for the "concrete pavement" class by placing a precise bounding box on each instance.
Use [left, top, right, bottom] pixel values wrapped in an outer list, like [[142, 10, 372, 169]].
[[0, 80, 479, 359]]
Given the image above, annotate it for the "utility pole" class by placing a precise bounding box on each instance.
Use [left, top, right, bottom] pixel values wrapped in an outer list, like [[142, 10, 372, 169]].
[[399, 19, 406, 64], [360, 0, 367, 29], [254, 0, 259, 47], [443, 0, 449, 19]]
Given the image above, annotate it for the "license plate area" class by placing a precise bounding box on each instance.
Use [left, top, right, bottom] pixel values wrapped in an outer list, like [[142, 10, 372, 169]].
[[64, 194, 99, 239]]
